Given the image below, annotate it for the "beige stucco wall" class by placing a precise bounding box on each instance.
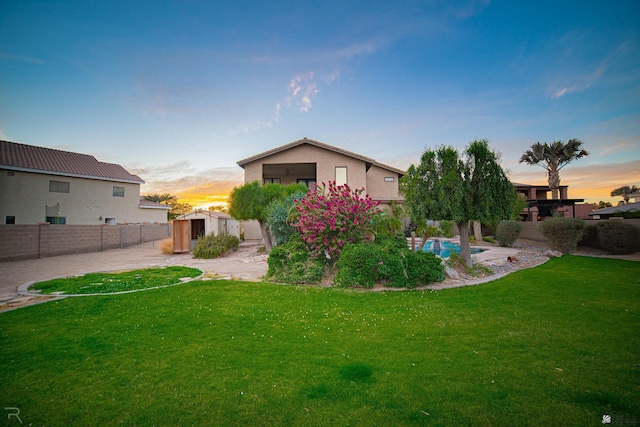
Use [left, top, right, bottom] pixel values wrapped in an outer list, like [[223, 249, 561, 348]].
[[0, 169, 164, 224], [243, 144, 368, 189], [365, 164, 401, 200]]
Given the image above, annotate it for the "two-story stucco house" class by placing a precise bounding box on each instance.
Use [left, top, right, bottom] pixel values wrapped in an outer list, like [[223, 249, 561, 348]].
[[236, 137, 405, 240], [237, 137, 405, 205], [0, 140, 169, 225]]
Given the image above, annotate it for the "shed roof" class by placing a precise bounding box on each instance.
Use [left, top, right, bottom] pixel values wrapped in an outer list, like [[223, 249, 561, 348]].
[[237, 137, 405, 176], [0, 140, 144, 184]]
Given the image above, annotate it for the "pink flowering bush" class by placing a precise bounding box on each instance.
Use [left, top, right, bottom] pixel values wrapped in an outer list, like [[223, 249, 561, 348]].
[[291, 181, 380, 262]]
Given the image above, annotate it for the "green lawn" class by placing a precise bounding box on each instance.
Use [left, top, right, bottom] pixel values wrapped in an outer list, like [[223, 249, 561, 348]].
[[31, 266, 202, 294], [1, 256, 638, 426]]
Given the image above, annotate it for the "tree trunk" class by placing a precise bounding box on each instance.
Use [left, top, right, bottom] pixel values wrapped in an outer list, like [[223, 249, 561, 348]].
[[417, 231, 429, 251], [258, 220, 272, 252], [473, 221, 482, 242], [458, 221, 473, 268], [548, 170, 560, 200]]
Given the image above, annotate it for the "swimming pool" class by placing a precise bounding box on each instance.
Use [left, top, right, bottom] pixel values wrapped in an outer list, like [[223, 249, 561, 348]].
[[422, 240, 486, 258]]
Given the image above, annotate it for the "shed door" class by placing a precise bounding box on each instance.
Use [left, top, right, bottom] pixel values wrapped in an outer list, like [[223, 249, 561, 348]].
[[191, 219, 205, 240]]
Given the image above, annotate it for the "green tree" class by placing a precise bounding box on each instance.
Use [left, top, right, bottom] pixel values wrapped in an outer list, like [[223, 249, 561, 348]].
[[208, 205, 228, 212], [610, 185, 638, 204], [519, 139, 589, 200], [511, 193, 528, 220], [168, 202, 192, 220], [228, 181, 307, 251], [265, 190, 307, 246], [401, 139, 516, 267], [593, 201, 613, 210]]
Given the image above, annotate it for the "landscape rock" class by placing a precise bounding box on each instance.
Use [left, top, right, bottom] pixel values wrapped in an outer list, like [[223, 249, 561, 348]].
[[444, 266, 459, 279], [543, 250, 563, 258]]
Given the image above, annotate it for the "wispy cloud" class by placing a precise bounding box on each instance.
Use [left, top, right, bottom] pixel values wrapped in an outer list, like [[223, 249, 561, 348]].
[[286, 72, 319, 112], [0, 52, 45, 64], [550, 63, 607, 99]]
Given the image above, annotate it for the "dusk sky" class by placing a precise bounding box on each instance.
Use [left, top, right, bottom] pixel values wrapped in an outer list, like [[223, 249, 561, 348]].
[[2, 0, 639, 208]]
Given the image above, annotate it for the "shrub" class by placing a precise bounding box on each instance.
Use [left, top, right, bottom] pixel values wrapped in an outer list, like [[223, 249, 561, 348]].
[[439, 220, 455, 238], [594, 221, 639, 255], [159, 238, 173, 254], [579, 224, 598, 248], [495, 220, 522, 247], [538, 218, 585, 254], [192, 232, 240, 259], [266, 234, 326, 284], [335, 238, 444, 289], [292, 181, 379, 262], [334, 243, 381, 288], [265, 191, 306, 246], [406, 250, 445, 285]]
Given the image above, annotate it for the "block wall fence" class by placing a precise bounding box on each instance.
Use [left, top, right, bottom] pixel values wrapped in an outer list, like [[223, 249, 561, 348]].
[[518, 219, 640, 243], [0, 223, 172, 262]]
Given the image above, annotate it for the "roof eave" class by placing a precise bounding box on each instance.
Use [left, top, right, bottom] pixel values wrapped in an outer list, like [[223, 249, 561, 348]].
[[1, 165, 145, 184]]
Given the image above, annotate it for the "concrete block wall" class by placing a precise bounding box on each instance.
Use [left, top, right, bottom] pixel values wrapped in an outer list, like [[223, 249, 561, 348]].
[[0, 223, 171, 262], [519, 219, 640, 243]]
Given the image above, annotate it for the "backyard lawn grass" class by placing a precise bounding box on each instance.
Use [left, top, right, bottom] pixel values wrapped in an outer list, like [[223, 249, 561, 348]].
[[31, 266, 202, 294], [1, 256, 638, 426]]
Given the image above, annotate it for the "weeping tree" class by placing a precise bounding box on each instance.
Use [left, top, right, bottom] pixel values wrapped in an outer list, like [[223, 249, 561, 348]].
[[519, 139, 589, 200], [401, 139, 516, 267], [228, 181, 307, 251]]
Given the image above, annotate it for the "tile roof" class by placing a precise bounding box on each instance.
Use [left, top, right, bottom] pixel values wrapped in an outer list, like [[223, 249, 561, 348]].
[[138, 196, 171, 209], [589, 202, 640, 216], [0, 140, 144, 184]]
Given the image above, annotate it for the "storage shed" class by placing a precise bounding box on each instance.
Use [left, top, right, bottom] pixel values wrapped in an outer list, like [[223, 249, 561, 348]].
[[175, 211, 240, 244]]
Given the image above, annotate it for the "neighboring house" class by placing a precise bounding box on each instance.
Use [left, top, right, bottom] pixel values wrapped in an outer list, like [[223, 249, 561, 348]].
[[175, 210, 240, 243], [0, 140, 169, 224], [513, 182, 592, 221], [589, 192, 640, 219], [237, 137, 405, 207]]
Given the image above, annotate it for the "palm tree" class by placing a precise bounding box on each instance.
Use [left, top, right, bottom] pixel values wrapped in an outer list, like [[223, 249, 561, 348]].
[[519, 139, 589, 200], [144, 193, 177, 205], [610, 185, 639, 204]]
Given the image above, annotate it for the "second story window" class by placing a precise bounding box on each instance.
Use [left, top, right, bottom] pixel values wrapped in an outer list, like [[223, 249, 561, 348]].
[[113, 186, 125, 197], [49, 180, 70, 193], [335, 167, 347, 186]]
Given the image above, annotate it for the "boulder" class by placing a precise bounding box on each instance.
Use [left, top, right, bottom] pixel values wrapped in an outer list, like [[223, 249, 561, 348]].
[[543, 250, 563, 258], [444, 266, 459, 280]]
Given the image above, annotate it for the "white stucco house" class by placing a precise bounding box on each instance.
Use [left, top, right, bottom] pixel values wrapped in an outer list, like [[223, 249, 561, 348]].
[[0, 140, 169, 225]]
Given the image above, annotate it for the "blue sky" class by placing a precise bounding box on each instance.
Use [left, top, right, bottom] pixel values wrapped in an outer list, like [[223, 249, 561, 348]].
[[1, 0, 639, 206]]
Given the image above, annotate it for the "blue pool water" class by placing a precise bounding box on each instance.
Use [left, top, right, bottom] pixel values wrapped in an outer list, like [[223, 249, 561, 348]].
[[422, 240, 486, 258]]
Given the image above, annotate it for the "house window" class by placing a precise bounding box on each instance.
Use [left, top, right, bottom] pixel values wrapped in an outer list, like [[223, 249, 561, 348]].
[[384, 177, 395, 182], [113, 186, 125, 197], [7, 171, 14, 176], [45, 216, 66, 224], [335, 167, 347, 186], [5, 216, 15, 224], [264, 178, 281, 184], [297, 178, 316, 189], [49, 180, 70, 193]]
